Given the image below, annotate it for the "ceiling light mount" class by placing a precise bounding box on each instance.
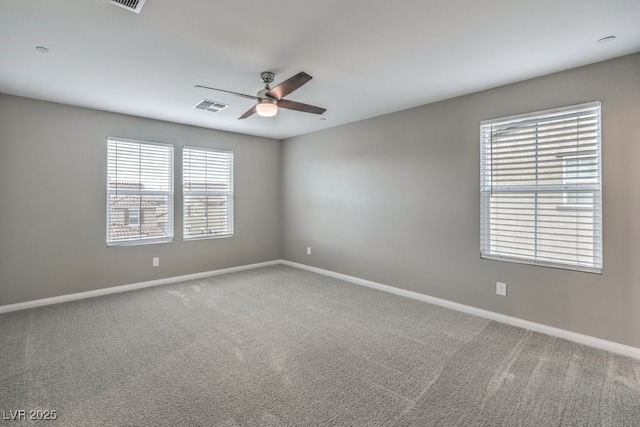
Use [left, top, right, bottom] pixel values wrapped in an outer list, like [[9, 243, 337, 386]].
[[260, 71, 275, 87]]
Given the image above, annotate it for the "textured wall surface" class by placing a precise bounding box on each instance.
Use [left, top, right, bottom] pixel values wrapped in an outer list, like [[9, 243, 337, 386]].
[[281, 53, 640, 348]]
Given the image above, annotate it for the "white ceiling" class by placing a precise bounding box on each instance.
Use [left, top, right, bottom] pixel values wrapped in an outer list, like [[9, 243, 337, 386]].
[[1, 0, 639, 140]]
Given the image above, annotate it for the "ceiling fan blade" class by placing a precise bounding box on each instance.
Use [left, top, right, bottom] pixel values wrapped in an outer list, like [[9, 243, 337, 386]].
[[194, 85, 259, 101], [238, 105, 257, 120], [266, 72, 312, 100], [277, 99, 326, 115]]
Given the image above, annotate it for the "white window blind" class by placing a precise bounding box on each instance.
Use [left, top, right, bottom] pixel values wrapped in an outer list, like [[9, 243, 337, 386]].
[[107, 137, 174, 246], [480, 102, 602, 273], [183, 147, 233, 240]]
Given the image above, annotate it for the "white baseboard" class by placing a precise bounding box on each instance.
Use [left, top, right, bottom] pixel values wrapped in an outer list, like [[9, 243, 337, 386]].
[[3, 258, 639, 360], [281, 260, 640, 360], [0, 260, 280, 314]]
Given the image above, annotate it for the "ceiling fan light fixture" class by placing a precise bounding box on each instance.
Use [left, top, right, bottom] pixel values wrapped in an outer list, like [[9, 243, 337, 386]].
[[256, 98, 278, 117], [196, 71, 325, 120]]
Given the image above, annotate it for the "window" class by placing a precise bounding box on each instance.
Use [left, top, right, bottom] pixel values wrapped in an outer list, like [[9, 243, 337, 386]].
[[563, 157, 597, 206], [107, 137, 174, 246], [183, 147, 233, 239], [480, 102, 602, 273]]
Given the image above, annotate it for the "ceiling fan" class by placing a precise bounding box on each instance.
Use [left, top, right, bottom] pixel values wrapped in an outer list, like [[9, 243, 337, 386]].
[[195, 71, 326, 120]]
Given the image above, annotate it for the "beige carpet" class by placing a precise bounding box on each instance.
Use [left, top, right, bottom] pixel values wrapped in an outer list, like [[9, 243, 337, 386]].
[[1, 265, 639, 426]]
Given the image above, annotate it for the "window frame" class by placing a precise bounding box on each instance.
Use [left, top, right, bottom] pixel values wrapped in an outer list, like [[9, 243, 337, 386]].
[[106, 137, 174, 247], [480, 101, 602, 273], [182, 146, 234, 241]]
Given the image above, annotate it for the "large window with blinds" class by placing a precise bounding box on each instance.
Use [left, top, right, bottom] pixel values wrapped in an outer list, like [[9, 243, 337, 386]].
[[107, 137, 174, 246], [480, 102, 602, 273], [183, 147, 233, 240]]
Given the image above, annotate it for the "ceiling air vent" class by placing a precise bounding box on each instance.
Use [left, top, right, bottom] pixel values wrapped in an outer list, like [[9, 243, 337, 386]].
[[193, 100, 229, 113], [110, 0, 146, 14]]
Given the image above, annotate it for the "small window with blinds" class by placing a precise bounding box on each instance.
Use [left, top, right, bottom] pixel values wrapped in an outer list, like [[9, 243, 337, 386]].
[[183, 147, 234, 240], [480, 102, 602, 273], [107, 137, 174, 246]]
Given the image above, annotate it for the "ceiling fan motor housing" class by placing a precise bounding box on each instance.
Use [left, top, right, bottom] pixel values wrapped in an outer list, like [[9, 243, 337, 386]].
[[257, 87, 277, 101]]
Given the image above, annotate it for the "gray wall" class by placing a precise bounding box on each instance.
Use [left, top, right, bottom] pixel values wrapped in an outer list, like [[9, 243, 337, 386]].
[[0, 95, 281, 305], [281, 53, 640, 348], [2, 54, 639, 349]]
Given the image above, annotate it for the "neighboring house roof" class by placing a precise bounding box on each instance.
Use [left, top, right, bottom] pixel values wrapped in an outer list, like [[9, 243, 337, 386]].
[[110, 224, 165, 239], [110, 196, 159, 209]]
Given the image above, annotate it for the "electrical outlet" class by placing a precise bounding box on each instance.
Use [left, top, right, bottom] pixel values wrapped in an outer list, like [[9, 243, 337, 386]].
[[153, 257, 159, 267], [306, 247, 311, 255], [496, 282, 507, 296]]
